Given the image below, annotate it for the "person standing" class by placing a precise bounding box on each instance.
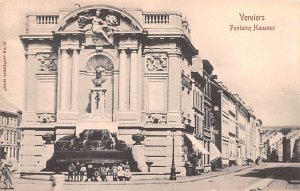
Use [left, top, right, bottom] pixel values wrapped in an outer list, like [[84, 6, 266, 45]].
[[93, 165, 99, 182], [67, 163, 75, 181], [124, 161, 131, 181], [85, 164, 94, 182], [99, 163, 107, 182], [1, 153, 14, 189], [117, 163, 125, 181], [0, 157, 4, 181], [50, 168, 65, 191], [111, 163, 118, 181], [255, 156, 260, 165], [79, 163, 86, 181], [74, 162, 81, 181]]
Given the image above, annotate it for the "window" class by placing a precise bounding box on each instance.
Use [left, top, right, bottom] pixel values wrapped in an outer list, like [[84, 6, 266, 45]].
[[16, 148, 19, 162], [13, 132, 16, 143], [6, 131, 9, 142], [200, 93, 203, 112], [9, 131, 12, 143], [17, 132, 21, 141]]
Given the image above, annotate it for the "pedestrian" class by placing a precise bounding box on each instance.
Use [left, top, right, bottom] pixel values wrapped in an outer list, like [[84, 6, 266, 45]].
[[117, 163, 125, 181], [85, 164, 94, 182], [1, 153, 14, 189], [79, 163, 86, 181], [93, 165, 99, 181], [50, 167, 65, 191], [111, 163, 118, 181], [0, 157, 4, 181], [99, 163, 107, 182], [67, 163, 75, 181], [124, 161, 131, 181], [255, 156, 260, 165], [74, 162, 81, 181]]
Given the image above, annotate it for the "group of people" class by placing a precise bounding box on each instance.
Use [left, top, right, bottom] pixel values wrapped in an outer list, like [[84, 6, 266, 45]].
[[0, 152, 14, 189], [67, 161, 132, 182]]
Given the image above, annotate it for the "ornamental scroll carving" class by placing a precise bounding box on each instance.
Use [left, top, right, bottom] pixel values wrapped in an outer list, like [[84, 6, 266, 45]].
[[36, 53, 57, 72], [146, 54, 168, 72], [37, 113, 56, 123], [78, 10, 119, 44]]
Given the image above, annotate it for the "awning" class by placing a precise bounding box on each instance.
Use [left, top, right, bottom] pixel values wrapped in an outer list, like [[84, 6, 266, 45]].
[[185, 134, 209, 155], [210, 143, 222, 162]]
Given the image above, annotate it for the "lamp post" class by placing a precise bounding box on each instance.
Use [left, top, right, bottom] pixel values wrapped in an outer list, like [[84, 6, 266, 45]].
[[170, 127, 176, 180]]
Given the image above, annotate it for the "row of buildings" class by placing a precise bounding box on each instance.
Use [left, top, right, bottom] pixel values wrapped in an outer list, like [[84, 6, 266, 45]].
[[2, 4, 265, 174], [0, 95, 22, 164]]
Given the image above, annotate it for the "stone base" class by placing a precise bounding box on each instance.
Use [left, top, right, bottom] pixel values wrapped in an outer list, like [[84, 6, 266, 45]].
[[76, 120, 118, 135], [132, 144, 147, 172]]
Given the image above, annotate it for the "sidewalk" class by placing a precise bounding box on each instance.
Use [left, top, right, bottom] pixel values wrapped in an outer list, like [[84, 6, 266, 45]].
[[14, 165, 255, 186]]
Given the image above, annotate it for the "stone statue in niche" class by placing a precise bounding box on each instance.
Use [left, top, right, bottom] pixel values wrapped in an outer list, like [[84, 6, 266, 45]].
[[78, 10, 119, 44], [92, 67, 106, 87], [146, 54, 167, 72], [37, 53, 57, 72]]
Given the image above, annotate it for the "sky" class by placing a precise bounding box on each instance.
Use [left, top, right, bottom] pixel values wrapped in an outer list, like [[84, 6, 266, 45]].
[[0, 0, 299, 127]]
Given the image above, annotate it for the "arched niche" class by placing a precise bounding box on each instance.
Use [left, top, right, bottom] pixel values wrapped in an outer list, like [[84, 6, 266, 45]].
[[78, 53, 116, 120]]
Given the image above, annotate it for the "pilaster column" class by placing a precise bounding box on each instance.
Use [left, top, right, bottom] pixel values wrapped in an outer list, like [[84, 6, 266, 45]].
[[71, 49, 79, 111], [168, 54, 181, 111], [130, 49, 138, 110], [60, 49, 69, 110], [119, 49, 127, 110]]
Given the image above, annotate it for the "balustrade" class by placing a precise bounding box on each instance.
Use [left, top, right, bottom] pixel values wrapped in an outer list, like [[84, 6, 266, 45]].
[[36, 15, 59, 24], [144, 14, 169, 24]]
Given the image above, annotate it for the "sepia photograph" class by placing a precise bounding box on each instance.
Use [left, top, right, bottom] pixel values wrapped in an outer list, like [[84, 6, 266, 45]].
[[0, 0, 299, 190]]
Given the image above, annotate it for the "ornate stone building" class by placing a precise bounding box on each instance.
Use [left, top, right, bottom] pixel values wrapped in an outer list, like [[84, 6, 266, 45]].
[[20, 5, 201, 173]]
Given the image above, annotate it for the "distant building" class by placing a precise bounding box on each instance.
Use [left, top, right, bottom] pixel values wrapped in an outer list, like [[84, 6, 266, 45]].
[[202, 60, 219, 165], [211, 80, 231, 167], [256, 119, 264, 159], [262, 128, 300, 162], [0, 94, 22, 164], [283, 130, 300, 162]]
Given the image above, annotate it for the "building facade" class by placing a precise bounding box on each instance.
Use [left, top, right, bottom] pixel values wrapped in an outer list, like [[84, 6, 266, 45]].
[[0, 95, 22, 164], [19, 4, 263, 173], [211, 80, 262, 168], [20, 4, 204, 173]]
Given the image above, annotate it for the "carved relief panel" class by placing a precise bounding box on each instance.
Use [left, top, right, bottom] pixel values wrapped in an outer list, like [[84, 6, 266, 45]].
[[36, 53, 58, 72], [145, 53, 168, 72], [77, 10, 119, 45]]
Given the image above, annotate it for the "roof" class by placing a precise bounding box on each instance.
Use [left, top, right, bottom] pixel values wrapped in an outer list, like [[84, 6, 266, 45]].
[[0, 94, 20, 114]]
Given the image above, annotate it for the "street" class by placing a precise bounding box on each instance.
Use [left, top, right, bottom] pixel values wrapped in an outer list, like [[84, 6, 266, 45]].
[[2, 163, 300, 191]]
